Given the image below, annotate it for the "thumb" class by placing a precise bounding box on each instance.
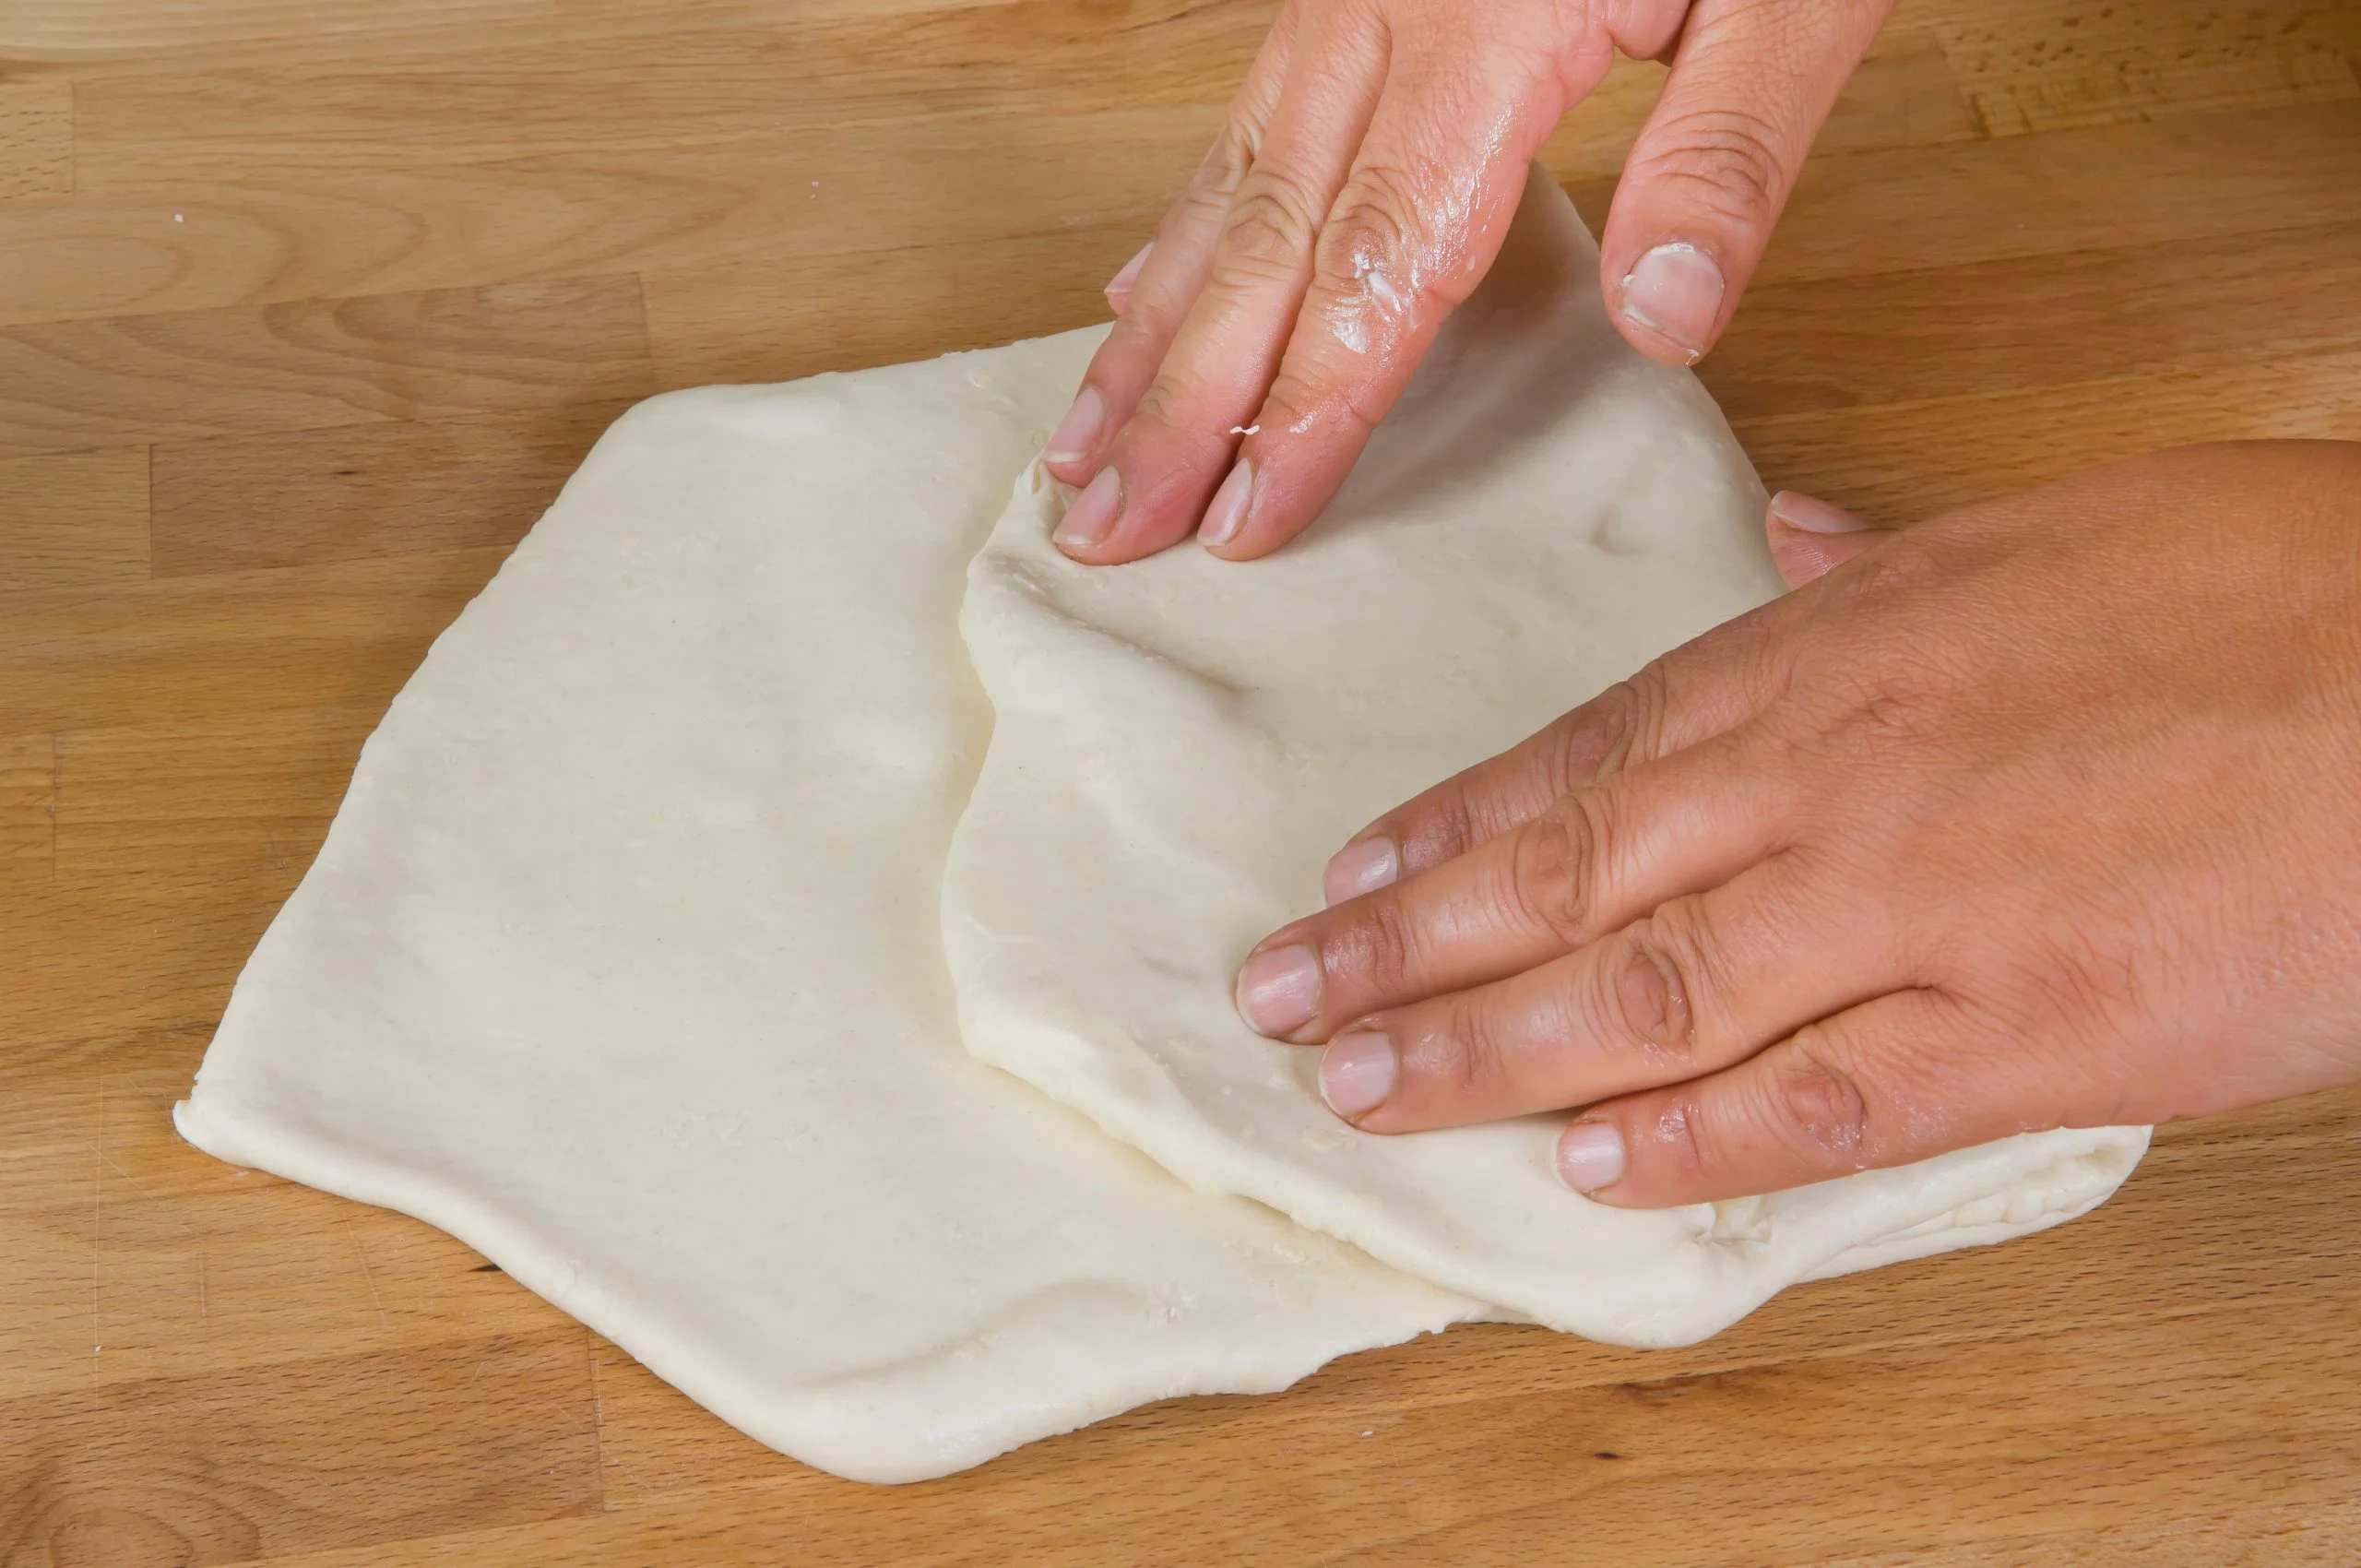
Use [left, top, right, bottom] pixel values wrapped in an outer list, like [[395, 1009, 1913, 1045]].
[[1601, 0, 1893, 364], [1764, 489, 1897, 588]]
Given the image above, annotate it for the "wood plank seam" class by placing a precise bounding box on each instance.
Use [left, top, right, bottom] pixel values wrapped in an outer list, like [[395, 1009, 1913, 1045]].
[[3, 3, 2359, 1559]]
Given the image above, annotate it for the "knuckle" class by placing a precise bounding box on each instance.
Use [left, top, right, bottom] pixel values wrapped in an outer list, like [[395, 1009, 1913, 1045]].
[[1615, 663, 1680, 770], [1127, 362, 1221, 437], [1342, 891, 1434, 1000], [1315, 161, 1437, 292], [1218, 172, 1323, 283], [1560, 682, 1640, 784], [1644, 1093, 1717, 1182], [1612, 909, 1708, 1058], [1501, 796, 1605, 948], [1099, 306, 1171, 364], [1637, 105, 1792, 224], [1429, 995, 1511, 1101], [1388, 788, 1479, 874], [1198, 117, 1261, 196], [1256, 368, 1377, 442], [1254, 374, 1380, 460], [1773, 1026, 1874, 1161]]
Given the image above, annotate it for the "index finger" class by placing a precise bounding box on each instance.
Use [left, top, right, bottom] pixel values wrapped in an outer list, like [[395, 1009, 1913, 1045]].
[[1321, 587, 1805, 906], [1236, 727, 1798, 1044], [1041, 1, 1303, 489], [1195, 54, 1566, 560]]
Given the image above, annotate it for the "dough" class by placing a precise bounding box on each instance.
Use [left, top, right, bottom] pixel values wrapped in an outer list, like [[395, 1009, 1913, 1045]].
[[174, 332, 1477, 1487], [175, 166, 2147, 1483], [943, 168, 2151, 1344]]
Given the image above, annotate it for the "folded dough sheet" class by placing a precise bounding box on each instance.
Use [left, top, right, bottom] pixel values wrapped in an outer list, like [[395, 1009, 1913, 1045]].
[[944, 169, 2150, 1344], [177, 168, 2147, 1483]]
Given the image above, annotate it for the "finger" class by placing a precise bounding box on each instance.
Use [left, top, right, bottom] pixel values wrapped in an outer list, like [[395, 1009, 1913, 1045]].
[[1042, 1, 1301, 485], [1314, 855, 1899, 1132], [1053, 6, 1391, 562], [1236, 728, 1798, 1042], [1560, 987, 2038, 1206], [1103, 240, 1153, 316], [1320, 588, 1808, 907], [1764, 489, 1897, 588], [1199, 58, 1569, 560], [1601, 0, 1893, 365]]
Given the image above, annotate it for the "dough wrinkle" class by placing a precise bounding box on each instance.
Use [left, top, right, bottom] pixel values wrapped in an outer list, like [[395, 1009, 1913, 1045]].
[[942, 167, 2152, 1344], [174, 171, 2146, 1483], [176, 320, 1477, 1486]]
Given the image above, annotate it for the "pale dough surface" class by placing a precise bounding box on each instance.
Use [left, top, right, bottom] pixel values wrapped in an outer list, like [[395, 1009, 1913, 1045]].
[[174, 332, 1477, 1487], [944, 170, 2151, 1344], [174, 169, 2149, 1483]]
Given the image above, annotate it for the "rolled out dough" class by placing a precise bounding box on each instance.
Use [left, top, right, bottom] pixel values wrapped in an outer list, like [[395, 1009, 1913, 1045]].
[[174, 331, 1477, 1487], [943, 168, 2151, 1344], [176, 165, 2147, 1482]]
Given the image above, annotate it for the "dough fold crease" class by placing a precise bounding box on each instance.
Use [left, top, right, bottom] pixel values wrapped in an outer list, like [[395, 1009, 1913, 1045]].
[[941, 166, 2151, 1345]]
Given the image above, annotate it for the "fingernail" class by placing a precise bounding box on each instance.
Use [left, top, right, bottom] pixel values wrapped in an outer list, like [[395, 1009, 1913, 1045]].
[[1322, 837, 1399, 906], [1556, 1121, 1628, 1193], [1044, 386, 1105, 465], [1051, 466, 1121, 552], [1619, 243, 1725, 362], [1320, 1030, 1396, 1119], [1198, 457, 1252, 548], [1104, 241, 1153, 310], [1235, 944, 1321, 1037], [1768, 491, 1875, 534]]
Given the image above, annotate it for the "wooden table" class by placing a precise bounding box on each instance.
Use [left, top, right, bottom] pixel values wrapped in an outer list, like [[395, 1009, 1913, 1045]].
[[4, 1, 2358, 1561]]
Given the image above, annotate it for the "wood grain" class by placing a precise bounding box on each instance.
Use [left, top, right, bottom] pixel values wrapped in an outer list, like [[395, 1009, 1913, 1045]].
[[1692, 101, 2361, 289], [1933, 0, 2360, 137], [0, 1330, 603, 1562], [0, 276, 649, 457], [1709, 217, 2361, 418], [0, 77, 72, 201], [1731, 348, 2361, 520], [151, 399, 633, 575], [0, 731, 54, 883], [2, 0, 2359, 1561], [2, 1028, 559, 1404], [0, 0, 1005, 70], [0, 446, 148, 589]]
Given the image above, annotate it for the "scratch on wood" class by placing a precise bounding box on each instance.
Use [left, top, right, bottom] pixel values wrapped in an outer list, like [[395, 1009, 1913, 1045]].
[[346, 1212, 390, 1330], [587, 1327, 619, 1499], [84, 1136, 215, 1319], [90, 1058, 102, 1355]]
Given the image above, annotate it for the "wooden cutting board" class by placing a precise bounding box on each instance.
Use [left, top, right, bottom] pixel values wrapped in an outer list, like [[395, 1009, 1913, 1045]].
[[4, 1, 2359, 1562]]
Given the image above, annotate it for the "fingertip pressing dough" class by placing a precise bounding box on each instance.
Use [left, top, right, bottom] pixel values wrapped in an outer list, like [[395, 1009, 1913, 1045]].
[[943, 167, 2150, 1345], [177, 165, 2147, 1481]]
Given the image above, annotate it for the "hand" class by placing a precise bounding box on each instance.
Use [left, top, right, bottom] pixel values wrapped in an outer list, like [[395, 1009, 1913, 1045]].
[[1041, 0, 1893, 565], [1231, 442, 2361, 1206]]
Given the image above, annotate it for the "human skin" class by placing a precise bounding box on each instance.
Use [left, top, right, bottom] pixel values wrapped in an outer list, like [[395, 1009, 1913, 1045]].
[[1039, 0, 1894, 564], [1229, 442, 2361, 1205]]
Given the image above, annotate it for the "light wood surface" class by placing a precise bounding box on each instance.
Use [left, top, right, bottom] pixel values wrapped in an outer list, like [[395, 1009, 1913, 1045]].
[[4, 1, 2359, 1562]]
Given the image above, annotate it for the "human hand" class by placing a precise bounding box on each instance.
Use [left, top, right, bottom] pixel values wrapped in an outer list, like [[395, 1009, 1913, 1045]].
[[1042, 0, 1894, 564], [1231, 442, 2361, 1206]]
